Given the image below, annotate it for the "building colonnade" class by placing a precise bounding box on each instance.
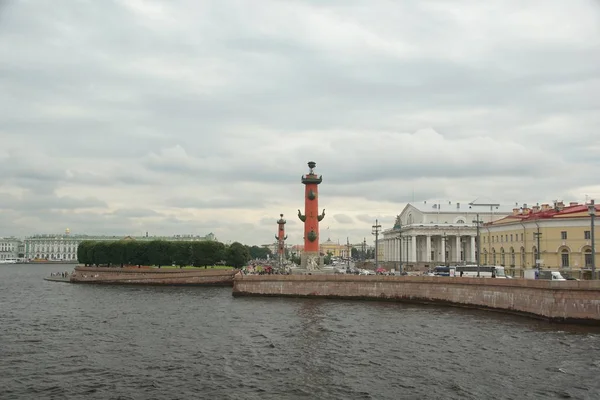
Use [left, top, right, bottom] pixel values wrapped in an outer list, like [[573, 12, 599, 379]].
[[382, 232, 478, 266]]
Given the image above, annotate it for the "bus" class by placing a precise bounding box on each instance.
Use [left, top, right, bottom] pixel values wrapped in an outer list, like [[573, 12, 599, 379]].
[[432, 266, 455, 277], [455, 265, 506, 278]]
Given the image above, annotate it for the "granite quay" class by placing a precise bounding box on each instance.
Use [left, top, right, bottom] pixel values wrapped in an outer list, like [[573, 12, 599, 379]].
[[232, 274, 600, 325], [70, 266, 238, 286]]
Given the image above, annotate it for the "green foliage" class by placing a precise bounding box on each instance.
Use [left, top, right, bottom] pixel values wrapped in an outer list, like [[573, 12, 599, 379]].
[[247, 245, 272, 260], [225, 242, 250, 268], [172, 242, 191, 268], [147, 240, 172, 267], [76, 239, 246, 268], [324, 251, 333, 265]]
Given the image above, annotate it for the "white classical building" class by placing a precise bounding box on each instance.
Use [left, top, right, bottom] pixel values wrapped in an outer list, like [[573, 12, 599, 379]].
[[381, 201, 513, 270], [0, 237, 21, 261]]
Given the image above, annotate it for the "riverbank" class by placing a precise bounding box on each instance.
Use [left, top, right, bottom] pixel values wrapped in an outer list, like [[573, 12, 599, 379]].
[[232, 274, 600, 325], [70, 266, 238, 286]]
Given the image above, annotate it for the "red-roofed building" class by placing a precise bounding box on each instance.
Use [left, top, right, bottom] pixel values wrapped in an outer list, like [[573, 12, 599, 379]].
[[483, 201, 598, 278]]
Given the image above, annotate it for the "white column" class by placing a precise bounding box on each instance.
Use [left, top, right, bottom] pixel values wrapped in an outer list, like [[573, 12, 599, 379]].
[[470, 236, 476, 263], [384, 239, 389, 262], [411, 236, 417, 263], [426, 235, 432, 263], [455, 236, 461, 262]]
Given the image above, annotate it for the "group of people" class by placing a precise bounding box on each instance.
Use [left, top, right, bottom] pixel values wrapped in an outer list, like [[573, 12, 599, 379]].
[[50, 271, 70, 278], [240, 264, 292, 275]]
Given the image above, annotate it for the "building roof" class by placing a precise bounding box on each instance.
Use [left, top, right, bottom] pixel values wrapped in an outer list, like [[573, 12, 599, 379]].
[[487, 202, 599, 225], [409, 201, 516, 214]]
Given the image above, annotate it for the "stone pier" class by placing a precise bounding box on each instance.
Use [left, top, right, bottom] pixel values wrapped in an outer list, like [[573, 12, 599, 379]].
[[233, 274, 600, 325]]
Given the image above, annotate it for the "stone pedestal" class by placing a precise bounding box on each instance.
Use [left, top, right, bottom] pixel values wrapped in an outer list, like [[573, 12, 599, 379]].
[[301, 251, 323, 270]]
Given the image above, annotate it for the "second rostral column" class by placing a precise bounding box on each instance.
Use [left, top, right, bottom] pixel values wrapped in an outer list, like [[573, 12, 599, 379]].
[[298, 161, 325, 270]]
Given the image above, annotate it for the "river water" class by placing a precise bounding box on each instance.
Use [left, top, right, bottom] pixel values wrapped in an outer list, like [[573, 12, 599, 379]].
[[1, 264, 600, 400]]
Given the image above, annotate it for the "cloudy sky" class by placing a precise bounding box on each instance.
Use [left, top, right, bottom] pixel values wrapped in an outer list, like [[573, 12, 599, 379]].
[[1, 0, 599, 245]]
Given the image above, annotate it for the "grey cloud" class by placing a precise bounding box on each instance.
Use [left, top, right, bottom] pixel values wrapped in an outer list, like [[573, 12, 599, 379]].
[[0, 193, 107, 211], [1, 0, 599, 245], [110, 209, 160, 218], [166, 196, 265, 209], [333, 214, 354, 224]]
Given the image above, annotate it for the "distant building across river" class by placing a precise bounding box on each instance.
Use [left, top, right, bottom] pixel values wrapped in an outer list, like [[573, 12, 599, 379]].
[[23, 230, 217, 262]]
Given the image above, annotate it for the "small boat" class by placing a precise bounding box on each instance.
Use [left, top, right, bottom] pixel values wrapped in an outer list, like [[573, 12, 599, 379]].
[[0, 258, 18, 264]]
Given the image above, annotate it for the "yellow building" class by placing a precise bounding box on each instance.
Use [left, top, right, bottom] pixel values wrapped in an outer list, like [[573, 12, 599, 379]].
[[319, 238, 351, 258], [483, 201, 598, 278]]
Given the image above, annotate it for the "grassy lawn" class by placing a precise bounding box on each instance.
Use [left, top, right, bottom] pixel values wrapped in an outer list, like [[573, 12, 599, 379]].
[[151, 265, 236, 270]]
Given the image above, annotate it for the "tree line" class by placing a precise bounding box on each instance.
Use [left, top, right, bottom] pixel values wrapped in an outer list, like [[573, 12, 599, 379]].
[[76, 240, 269, 268]]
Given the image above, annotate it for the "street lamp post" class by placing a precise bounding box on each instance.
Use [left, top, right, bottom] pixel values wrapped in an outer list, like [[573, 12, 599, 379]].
[[346, 237, 351, 271], [372, 220, 381, 270], [469, 201, 500, 277], [533, 223, 542, 276], [472, 213, 482, 277], [589, 200, 596, 280], [399, 227, 403, 274]]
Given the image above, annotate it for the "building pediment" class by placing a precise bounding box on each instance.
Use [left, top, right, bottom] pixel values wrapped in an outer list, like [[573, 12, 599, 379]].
[[399, 204, 424, 226]]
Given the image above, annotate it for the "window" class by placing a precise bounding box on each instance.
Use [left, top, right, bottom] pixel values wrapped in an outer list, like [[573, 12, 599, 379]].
[[561, 249, 569, 268], [520, 233, 523, 241], [510, 234, 513, 242], [585, 231, 591, 240], [561, 231, 567, 240], [510, 248, 515, 266], [457, 219, 464, 224], [585, 249, 593, 267], [492, 249, 497, 264], [500, 248, 505, 266], [520, 247, 525, 267]]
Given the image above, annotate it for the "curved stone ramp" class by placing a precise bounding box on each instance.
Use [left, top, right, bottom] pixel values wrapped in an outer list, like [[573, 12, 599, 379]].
[[71, 266, 238, 286]]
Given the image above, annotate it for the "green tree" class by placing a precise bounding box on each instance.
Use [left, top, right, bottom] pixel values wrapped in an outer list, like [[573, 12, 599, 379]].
[[108, 241, 126, 267], [172, 242, 191, 268], [225, 242, 250, 268], [147, 240, 172, 267], [92, 241, 111, 266], [191, 241, 210, 267], [248, 245, 271, 260], [205, 241, 226, 266], [324, 251, 333, 265], [351, 247, 359, 259], [77, 241, 93, 265]]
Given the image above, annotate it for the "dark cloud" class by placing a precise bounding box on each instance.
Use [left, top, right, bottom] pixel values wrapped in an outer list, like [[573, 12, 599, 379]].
[[1, 0, 599, 244]]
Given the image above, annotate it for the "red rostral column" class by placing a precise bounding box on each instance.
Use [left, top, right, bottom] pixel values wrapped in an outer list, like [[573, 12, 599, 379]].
[[275, 214, 287, 265], [298, 161, 325, 270]]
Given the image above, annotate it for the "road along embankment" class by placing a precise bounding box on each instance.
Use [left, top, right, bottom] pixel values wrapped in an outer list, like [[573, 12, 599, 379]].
[[232, 274, 600, 325], [71, 266, 238, 286]]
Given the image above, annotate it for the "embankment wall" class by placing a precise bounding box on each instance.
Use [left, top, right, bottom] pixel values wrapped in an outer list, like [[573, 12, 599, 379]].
[[233, 275, 600, 324], [71, 266, 237, 286]]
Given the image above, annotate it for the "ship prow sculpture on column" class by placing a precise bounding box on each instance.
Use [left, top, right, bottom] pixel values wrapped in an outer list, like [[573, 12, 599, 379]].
[[297, 161, 325, 271]]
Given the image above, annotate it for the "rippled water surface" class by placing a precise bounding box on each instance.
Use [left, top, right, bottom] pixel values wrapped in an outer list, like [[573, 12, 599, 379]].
[[2, 264, 600, 399]]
